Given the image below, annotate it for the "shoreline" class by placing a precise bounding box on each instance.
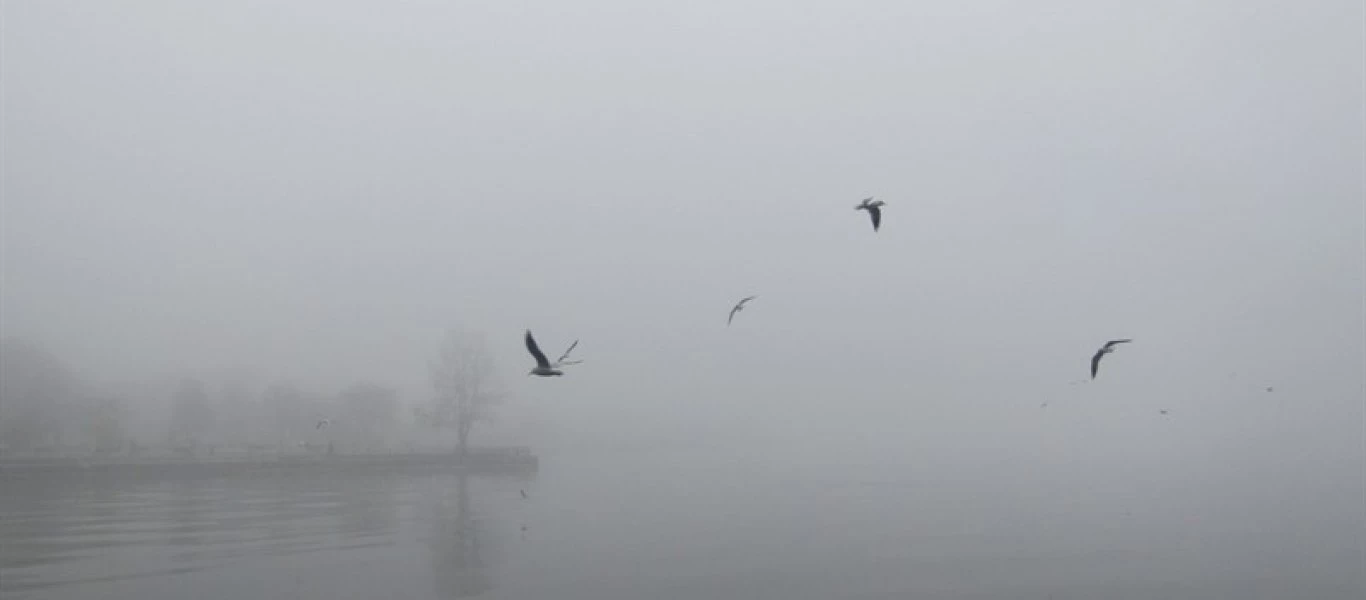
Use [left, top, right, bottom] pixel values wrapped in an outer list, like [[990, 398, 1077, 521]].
[[0, 448, 538, 480]]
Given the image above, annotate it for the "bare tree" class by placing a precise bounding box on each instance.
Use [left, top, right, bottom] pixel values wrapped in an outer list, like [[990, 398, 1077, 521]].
[[169, 378, 214, 446], [88, 397, 129, 454], [338, 381, 398, 451], [262, 381, 307, 446], [213, 368, 258, 446], [428, 328, 503, 458], [0, 338, 77, 451]]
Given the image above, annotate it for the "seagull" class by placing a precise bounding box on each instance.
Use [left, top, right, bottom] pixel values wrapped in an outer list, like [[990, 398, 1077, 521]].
[[316, 418, 331, 430], [520, 489, 528, 499], [1159, 409, 1169, 415], [525, 330, 582, 377], [728, 295, 757, 326], [1090, 339, 1132, 379], [1265, 387, 1274, 393], [855, 197, 886, 232]]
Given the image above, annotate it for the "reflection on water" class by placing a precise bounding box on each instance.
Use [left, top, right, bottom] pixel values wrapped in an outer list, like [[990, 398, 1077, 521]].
[[2, 450, 1361, 600], [0, 468, 526, 600], [429, 474, 489, 598]]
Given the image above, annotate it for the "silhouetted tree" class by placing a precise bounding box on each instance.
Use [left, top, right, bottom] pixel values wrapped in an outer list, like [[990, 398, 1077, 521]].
[[88, 398, 129, 453], [428, 328, 503, 458], [262, 382, 307, 444], [214, 369, 258, 445], [338, 381, 398, 448], [0, 338, 76, 451], [169, 379, 214, 444]]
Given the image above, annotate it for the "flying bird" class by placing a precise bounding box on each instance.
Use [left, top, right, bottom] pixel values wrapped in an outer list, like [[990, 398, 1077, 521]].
[[525, 330, 582, 377], [1090, 339, 1132, 379], [316, 418, 331, 430], [855, 197, 886, 232], [520, 489, 528, 499], [1159, 409, 1170, 415], [728, 295, 758, 326]]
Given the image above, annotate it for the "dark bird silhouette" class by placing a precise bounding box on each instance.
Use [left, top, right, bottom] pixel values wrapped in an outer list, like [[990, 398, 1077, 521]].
[[1090, 339, 1132, 379], [728, 295, 758, 326], [520, 489, 528, 499], [855, 197, 885, 232], [525, 330, 581, 377]]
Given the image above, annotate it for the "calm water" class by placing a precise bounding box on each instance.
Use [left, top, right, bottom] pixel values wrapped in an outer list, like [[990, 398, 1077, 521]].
[[2, 447, 1361, 600]]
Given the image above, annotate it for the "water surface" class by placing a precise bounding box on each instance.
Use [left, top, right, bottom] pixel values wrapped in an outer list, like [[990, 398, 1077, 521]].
[[2, 447, 1361, 599]]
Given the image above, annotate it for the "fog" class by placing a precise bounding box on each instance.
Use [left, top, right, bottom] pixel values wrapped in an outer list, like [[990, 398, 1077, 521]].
[[2, 1, 1363, 597]]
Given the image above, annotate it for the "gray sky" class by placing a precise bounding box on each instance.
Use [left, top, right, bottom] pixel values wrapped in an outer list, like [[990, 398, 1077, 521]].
[[2, 1, 1362, 459]]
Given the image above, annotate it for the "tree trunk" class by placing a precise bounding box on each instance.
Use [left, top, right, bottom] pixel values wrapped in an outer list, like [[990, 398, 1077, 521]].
[[456, 422, 470, 460]]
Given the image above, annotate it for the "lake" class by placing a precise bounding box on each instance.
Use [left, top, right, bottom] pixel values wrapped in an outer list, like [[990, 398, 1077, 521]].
[[2, 445, 1361, 599]]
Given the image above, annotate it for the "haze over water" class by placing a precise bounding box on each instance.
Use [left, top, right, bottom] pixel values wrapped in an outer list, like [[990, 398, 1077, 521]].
[[2, 0, 1363, 599], [4, 428, 1362, 600]]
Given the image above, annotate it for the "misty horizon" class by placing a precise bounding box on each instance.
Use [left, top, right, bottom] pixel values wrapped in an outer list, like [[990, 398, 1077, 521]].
[[2, 1, 1362, 598]]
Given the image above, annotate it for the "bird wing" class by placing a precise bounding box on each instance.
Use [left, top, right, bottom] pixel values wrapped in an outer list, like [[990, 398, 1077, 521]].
[[726, 296, 759, 326], [729, 295, 757, 320], [555, 340, 579, 365], [868, 206, 882, 231], [856, 197, 873, 209], [1090, 350, 1104, 379], [1103, 339, 1132, 349], [525, 330, 551, 368]]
